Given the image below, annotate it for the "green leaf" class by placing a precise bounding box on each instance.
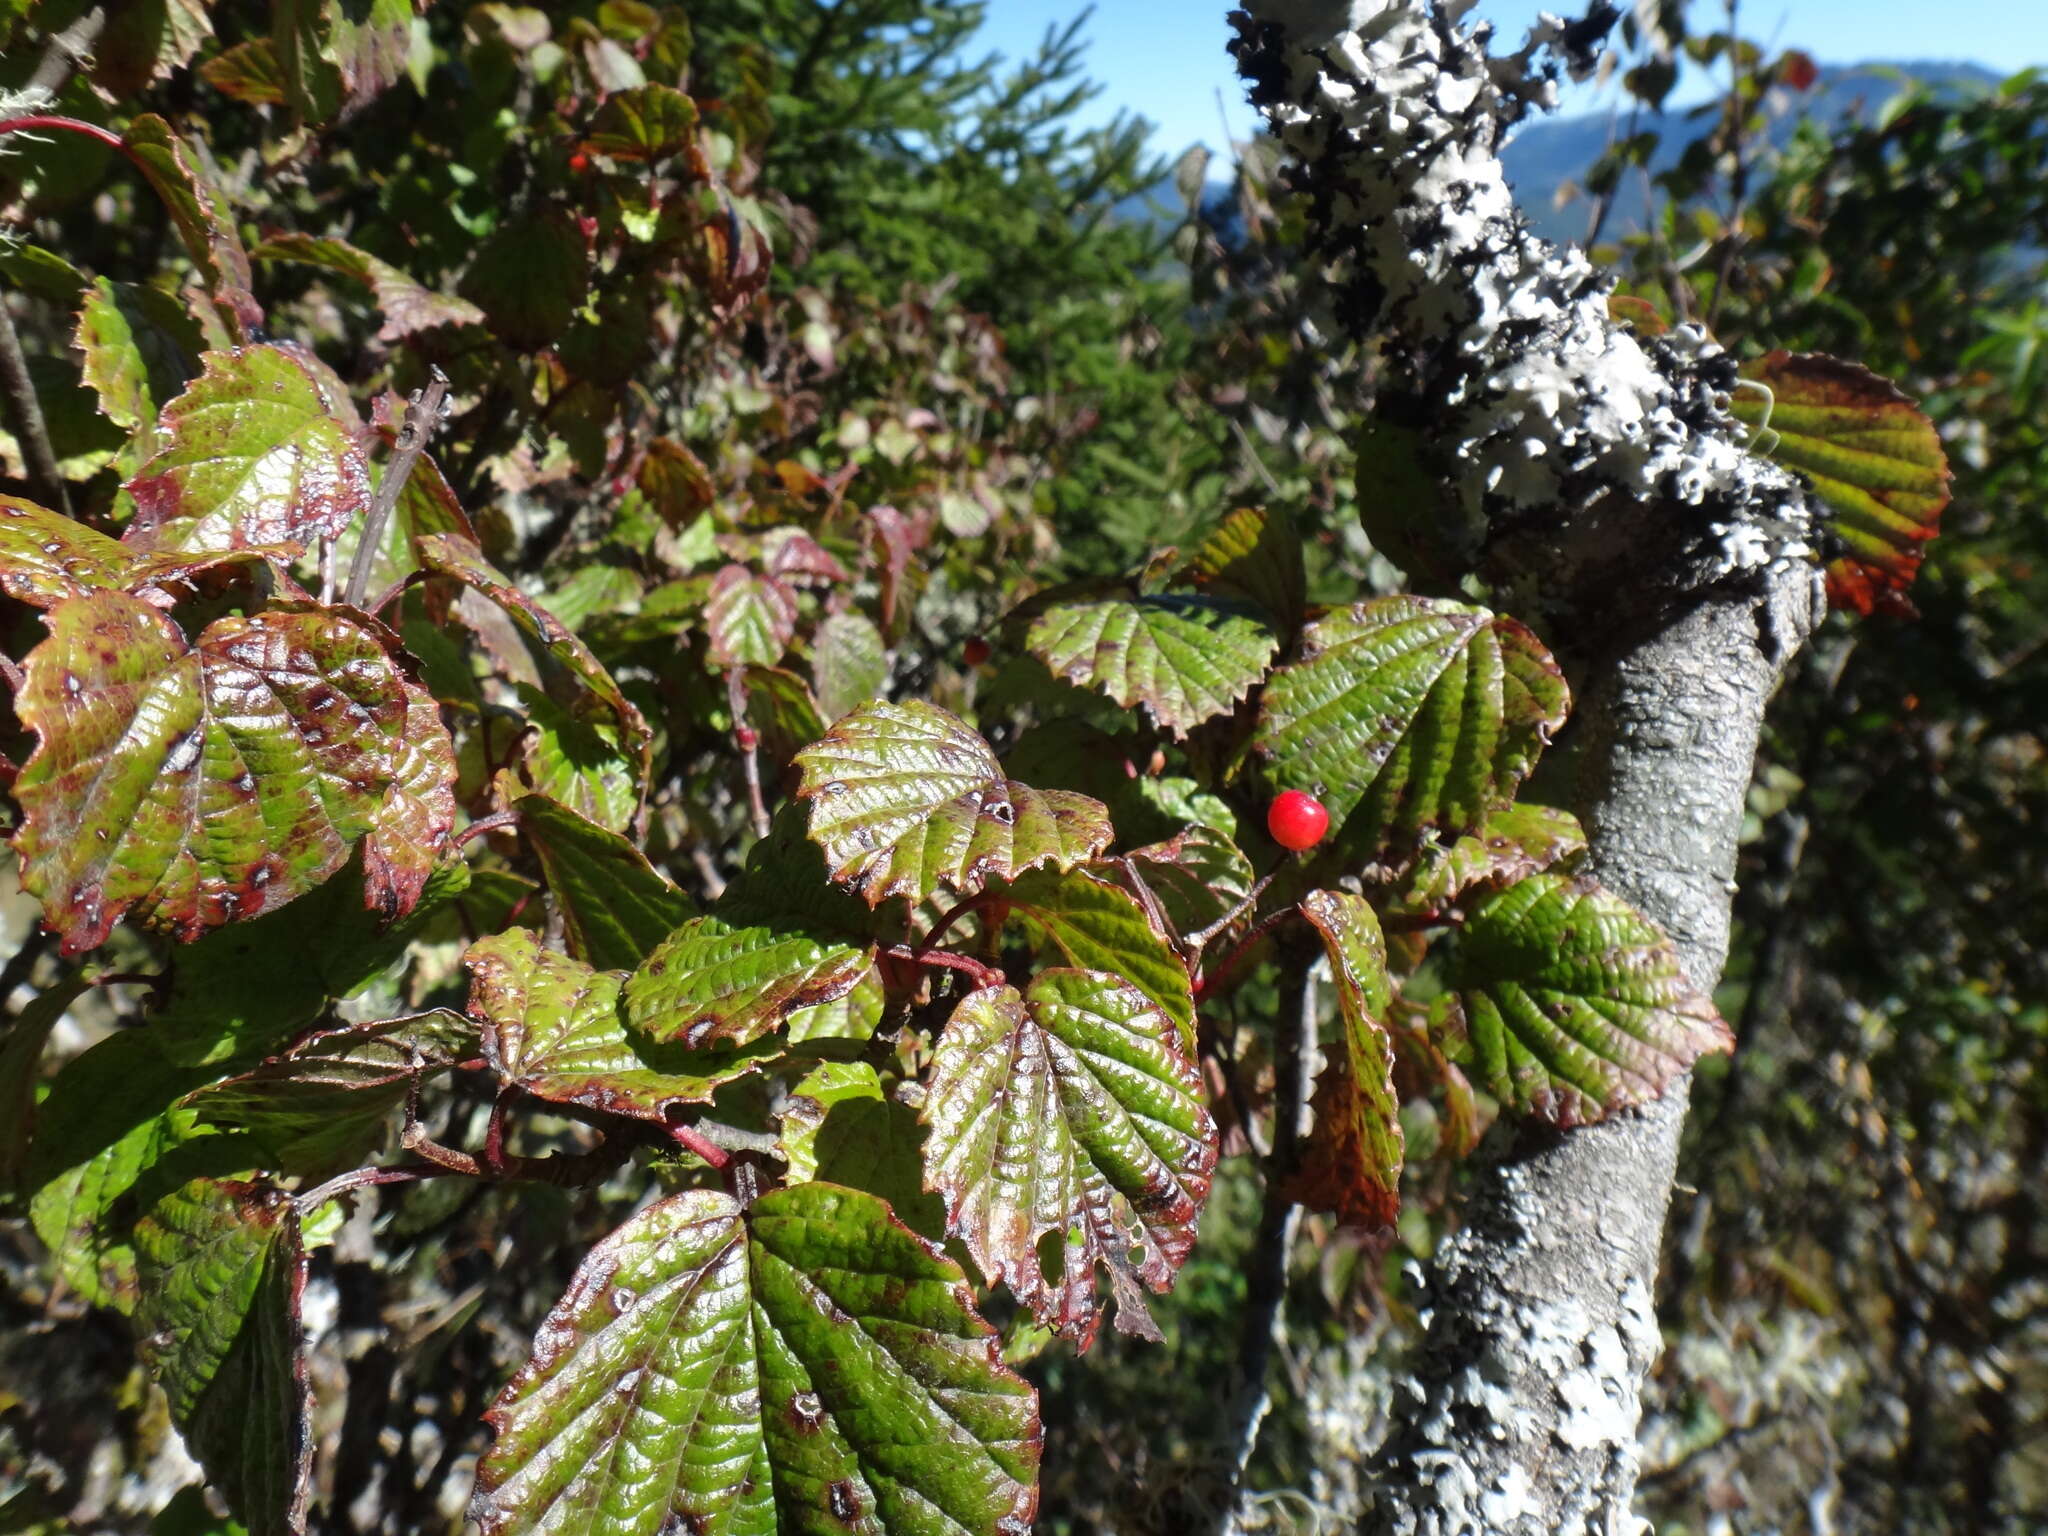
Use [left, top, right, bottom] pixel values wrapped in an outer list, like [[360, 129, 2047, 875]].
[[623, 913, 874, 1052], [1024, 592, 1278, 739], [473, 1182, 1039, 1536], [25, 1030, 235, 1309], [200, 38, 288, 105], [705, 563, 797, 669], [923, 971, 1216, 1347], [13, 595, 454, 953], [181, 1011, 479, 1177], [785, 965, 885, 1045], [0, 494, 137, 606], [1731, 350, 1952, 615], [812, 611, 889, 724], [1285, 891, 1402, 1230], [92, 0, 214, 95], [1181, 505, 1306, 631], [418, 531, 652, 787], [794, 700, 1111, 906], [582, 83, 701, 162], [133, 1179, 311, 1536], [468, 929, 760, 1120], [458, 207, 589, 350], [0, 495, 296, 611], [251, 232, 485, 341], [995, 866, 1196, 1050], [0, 974, 95, 1195], [780, 1063, 945, 1239], [154, 857, 470, 1067], [511, 687, 639, 834], [119, 115, 261, 340], [126, 344, 369, 556], [1434, 872, 1731, 1125], [1354, 416, 1465, 586], [74, 277, 205, 468], [1394, 802, 1587, 916], [516, 795, 691, 970], [1254, 596, 1569, 860]]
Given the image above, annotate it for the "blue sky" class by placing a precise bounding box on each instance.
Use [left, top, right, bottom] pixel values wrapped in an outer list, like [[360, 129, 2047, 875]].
[[973, 2, 2048, 176]]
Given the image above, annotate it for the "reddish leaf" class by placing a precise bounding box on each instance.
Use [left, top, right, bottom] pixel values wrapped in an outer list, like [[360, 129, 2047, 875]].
[[120, 115, 262, 340], [11, 594, 443, 952], [704, 563, 797, 669], [126, 344, 371, 557], [1284, 891, 1403, 1231], [1732, 351, 1953, 614]]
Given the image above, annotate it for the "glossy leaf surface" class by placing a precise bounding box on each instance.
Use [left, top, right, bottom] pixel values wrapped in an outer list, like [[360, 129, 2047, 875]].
[[13, 595, 450, 952], [1434, 873, 1731, 1125], [795, 700, 1110, 905], [126, 344, 368, 556], [1285, 891, 1403, 1230], [623, 913, 873, 1052], [922, 970, 1216, 1347], [1254, 596, 1568, 859], [467, 929, 757, 1119], [996, 866, 1196, 1049], [1732, 350, 1952, 614], [516, 795, 691, 970], [472, 1183, 1039, 1536], [1025, 593, 1278, 739], [134, 1179, 310, 1536]]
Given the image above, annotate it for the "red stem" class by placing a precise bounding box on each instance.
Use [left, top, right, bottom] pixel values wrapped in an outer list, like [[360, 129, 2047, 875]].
[[916, 892, 997, 953], [0, 115, 126, 153], [882, 942, 1001, 991], [665, 1121, 732, 1170], [456, 809, 520, 849]]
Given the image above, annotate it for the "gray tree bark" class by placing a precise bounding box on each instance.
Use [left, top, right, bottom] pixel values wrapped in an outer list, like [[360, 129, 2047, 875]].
[[1224, 2, 1831, 1528], [1362, 585, 1820, 1533]]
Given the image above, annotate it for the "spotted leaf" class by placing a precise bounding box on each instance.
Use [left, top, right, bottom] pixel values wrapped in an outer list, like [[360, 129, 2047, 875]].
[[12, 594, 449, 952], [794, 700, 1111, 906], [922, 970, 1217, 1348], [472, 1183, 1040, 1536], [1433, 872, 1731, 1126]]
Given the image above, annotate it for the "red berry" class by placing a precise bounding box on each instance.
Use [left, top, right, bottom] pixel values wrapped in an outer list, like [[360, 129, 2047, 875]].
[[1267, 790, 1329, 852], [962, 636, 992, 667], [568, 151, 590, 173]]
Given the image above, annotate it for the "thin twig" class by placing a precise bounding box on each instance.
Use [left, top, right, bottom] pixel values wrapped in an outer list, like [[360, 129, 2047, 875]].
[[294, 1163, 459, 1215], [1215, 949, 1319, 1533], [1187, 871, 1276, 956], [0, 301, 68, 516], [726, 670, 772, 839], [345, 368, 450, 609], [1193, 901, 1302, 1002]]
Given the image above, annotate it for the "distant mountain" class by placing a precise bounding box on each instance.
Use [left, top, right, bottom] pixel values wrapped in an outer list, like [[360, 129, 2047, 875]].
[[1112, 61, 2010, 250], [1501, 61, 2006, 245]]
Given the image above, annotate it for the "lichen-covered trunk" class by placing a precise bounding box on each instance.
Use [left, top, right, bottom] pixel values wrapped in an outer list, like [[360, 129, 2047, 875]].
[[1362, 584, 1819, 1533], [1226, 3, 1828, 1524]]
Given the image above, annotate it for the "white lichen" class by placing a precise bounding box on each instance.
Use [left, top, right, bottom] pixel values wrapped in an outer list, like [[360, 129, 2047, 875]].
[[1232, 0, 1817, 607]]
